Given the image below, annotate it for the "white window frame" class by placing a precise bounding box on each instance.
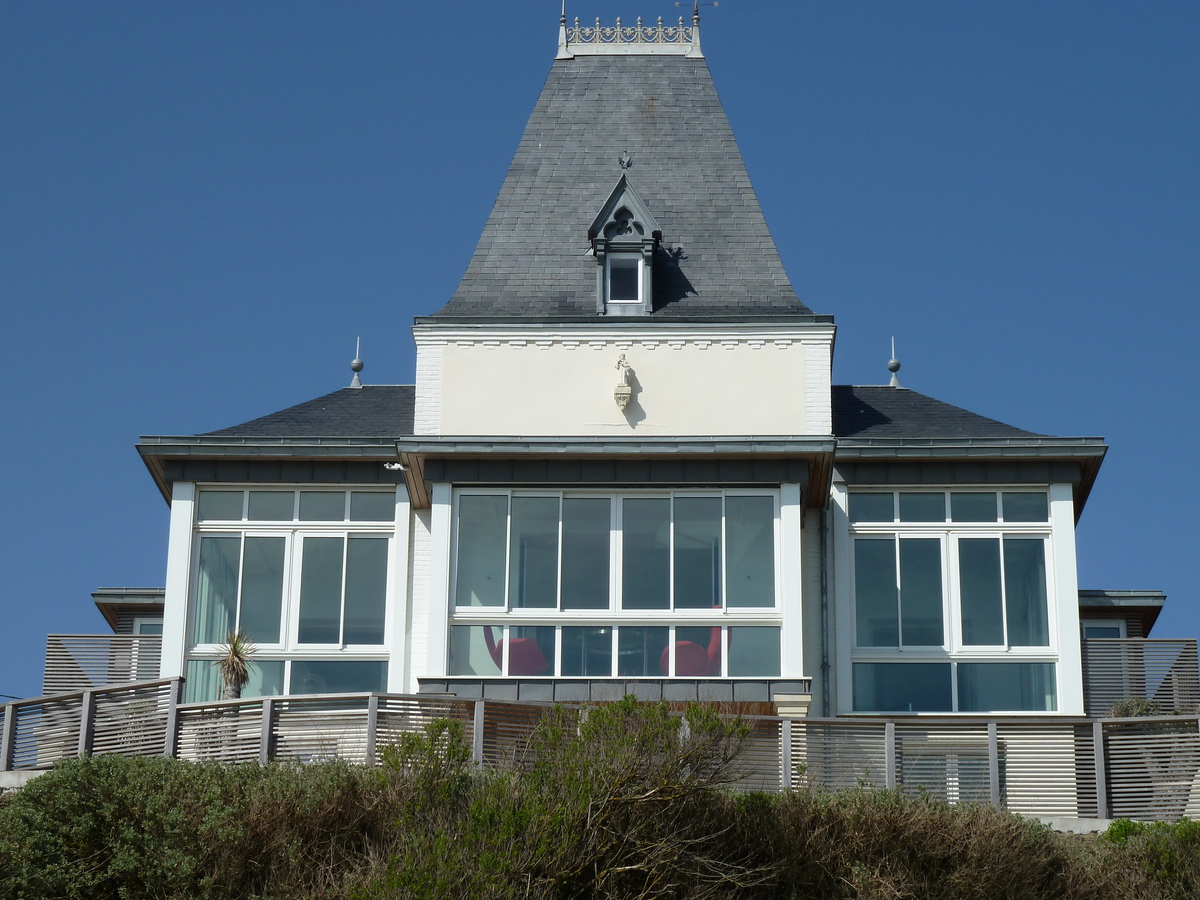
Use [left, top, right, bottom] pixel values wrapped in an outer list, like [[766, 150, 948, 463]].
[[838, 486, 1064, 714], [605, 251, 644, 306], [184, 486, 398, 699], [447, 488, 784, 678]]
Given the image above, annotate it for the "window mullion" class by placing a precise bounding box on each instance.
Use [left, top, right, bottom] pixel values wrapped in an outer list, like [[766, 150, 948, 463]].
[[893, 536, 903, 648], [556, 494, 564, 611], [338, 533, 349, 647], [503, 490, 513, 612], [234, 532, 248, 636], [668, 494, 676, 611]]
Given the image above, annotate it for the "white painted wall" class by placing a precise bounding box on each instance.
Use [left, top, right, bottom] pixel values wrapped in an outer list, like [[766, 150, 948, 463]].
[[1050, 483, 1084, 715], [159, 483, 195, 680], [413, 323, 835, 438]]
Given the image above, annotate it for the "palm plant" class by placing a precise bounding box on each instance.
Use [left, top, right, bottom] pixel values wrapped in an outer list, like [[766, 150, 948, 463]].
[[214, 629, 256, 700]]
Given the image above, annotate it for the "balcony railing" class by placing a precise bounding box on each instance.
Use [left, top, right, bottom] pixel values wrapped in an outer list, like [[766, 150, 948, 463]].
[[1083, 638, 1200, 717], [43, 634, 163, 696], [6, 679, 1200, 822]]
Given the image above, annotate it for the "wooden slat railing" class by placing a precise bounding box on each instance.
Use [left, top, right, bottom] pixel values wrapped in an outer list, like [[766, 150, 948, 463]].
[[43, 635, 163, 696], [1083, 638, 1200, 717], [6, 681, 1200, 823]]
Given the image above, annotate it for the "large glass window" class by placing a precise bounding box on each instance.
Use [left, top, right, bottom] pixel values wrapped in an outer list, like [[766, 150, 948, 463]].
[[454, 491, 777, 613], [847, 489, 1055, 713], [187, 488, 393, 702], [449, 490, 781, 679]]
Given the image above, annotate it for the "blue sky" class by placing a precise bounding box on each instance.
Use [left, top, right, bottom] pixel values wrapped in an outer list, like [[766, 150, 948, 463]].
[[1, 1, 1197, 700]]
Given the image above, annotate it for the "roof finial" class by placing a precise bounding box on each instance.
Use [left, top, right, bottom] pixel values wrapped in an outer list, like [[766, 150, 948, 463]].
[[618, 150, 633, 170], [888, 337, 901, 388], [350, 337, 364, 389], [556, 0, 572, 59]]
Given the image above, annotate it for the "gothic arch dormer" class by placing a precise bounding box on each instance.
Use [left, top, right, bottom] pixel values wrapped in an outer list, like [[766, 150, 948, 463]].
[[588, 175, 662, 315]]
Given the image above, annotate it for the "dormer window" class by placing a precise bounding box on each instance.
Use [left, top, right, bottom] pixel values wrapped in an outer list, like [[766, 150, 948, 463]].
[[607, 251, 641, 305], [589, 176, 661, 316]]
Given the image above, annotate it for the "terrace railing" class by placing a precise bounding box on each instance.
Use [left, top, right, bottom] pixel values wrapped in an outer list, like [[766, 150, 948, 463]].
[[43, 634, 163, 696], [6, 681, 1200, 822], [1083, 638, 1200, 717]]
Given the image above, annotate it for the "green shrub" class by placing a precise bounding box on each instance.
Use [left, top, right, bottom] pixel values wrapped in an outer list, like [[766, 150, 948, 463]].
[[0, 755, 393, 900]]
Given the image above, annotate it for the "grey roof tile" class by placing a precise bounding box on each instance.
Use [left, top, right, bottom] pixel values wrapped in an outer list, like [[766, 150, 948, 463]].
[[832, 386, 1042, 440], [203, 386, 415, 438], [433, 55, 811, 319]]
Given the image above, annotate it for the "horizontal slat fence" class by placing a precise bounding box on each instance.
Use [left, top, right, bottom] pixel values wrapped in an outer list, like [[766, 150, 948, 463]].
[[1083, 639, 1200, 717], [43, 635, 163, 696], [8, 680, 1200, 823]]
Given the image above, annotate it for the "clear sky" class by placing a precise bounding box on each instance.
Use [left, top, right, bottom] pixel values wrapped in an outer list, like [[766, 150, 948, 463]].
[[1, 1, 1197, 700]]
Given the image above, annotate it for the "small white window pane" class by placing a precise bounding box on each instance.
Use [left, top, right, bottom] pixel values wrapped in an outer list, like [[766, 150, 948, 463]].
[[1004, 538, 1049, 646], [194, 536, 240, 644], [350, 491, 395, 521], [727, 627, 781, 677], [853, 662, 953, 712], [343, 536, 388, 644], [726, 495, 775, 608], [617, 626, 669, 677], [959, 538, 1004, 645], [239, 536, 285, 644], [622, 498, 670, 610], [508, 497, 559, 609], [297, 536, 344, 643], [507, 625, 554, 676], [854, 538, 898, 647], [674, 497, 722, 609], [951, 492, 997, 522], [674, 626, 723, 676], [449, 625, 502, 676], [958, 662, 1056, 712], [197, 491, 243, 521], [561, 498, 610, 610], [608, 256, 639, 303], [899, 538, 944, 646], [248, 491, 294, 521], [1002, 492, 1048, 522], [898, 492, 945, 522], [562, 626, 612, 677], [290, 660, 386, 695], [848, 493, 893, 523], [299, 491, 346, 521], [455, 495, 508, 608]]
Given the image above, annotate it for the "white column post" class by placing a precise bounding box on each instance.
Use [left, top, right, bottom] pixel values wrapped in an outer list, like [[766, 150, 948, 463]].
[[160, 483, 196, 680], [386, 488, 413, 693], [1049, 483, 1084, 714], [424, 483, 453, 676], [779, 484, 804, 677]]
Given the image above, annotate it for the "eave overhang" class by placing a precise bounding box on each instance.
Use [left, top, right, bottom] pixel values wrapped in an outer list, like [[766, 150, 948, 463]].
[[1078, 589, 1167, 636], [395, 435, 837, 511], [137, 436, 400, 504], [834, 437, 1108, 521]]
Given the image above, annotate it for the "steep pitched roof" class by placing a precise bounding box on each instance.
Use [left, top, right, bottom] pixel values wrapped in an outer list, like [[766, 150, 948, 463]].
[[434, 54, 811, 318], [831, 386, 1042, 440], [202, 386, 415, 438]]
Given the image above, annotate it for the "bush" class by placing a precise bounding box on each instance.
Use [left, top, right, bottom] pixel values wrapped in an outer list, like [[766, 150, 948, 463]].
[[1101, 818, 1200, 898], [0, 755, 393, 900]]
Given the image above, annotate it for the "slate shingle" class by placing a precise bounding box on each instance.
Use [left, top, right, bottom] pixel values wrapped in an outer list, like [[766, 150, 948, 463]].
[[832, 386, 1042, 440], [434, 55, 811, 318], [202, 386, 415, 438]]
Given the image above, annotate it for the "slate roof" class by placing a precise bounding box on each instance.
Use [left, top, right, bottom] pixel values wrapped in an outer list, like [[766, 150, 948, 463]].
[[202, 386, 415, 438], [434, 54, 811, 319], [198, 384, 1039, 443], [832, 386, 1042, 440]]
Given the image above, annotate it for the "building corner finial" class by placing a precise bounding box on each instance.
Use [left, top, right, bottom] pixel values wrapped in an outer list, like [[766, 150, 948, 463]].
[[687, 0, 703, 58], [556, 0, 574, 59], [887, 337, 901, 388], [350, 337, 364, 389]]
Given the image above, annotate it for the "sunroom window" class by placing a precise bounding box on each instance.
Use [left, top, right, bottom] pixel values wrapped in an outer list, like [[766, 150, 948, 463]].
[[847, 489, 1056, 713], [450, 490, 781, 678], [185, 488, 395, 702]]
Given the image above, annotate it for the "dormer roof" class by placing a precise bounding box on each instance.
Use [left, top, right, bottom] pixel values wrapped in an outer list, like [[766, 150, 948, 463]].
[[432, 52, 812, 319]]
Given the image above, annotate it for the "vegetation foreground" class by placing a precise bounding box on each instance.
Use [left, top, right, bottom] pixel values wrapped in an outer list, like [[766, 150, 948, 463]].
[[1, 699, 1198, 900]]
